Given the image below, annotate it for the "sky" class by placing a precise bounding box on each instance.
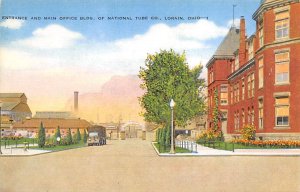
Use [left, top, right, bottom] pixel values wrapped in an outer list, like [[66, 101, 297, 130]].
[[0, 0, 261, 114]]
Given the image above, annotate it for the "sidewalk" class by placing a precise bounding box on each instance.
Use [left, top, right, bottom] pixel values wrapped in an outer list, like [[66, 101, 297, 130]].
[[0, 146, 51, 156], [154, 143, 300, 156]]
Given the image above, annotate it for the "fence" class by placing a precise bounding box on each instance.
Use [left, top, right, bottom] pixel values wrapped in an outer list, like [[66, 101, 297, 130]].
[[198, 140, 235, 152], [1, 139, 37, 150], [175, 140, 198, 153]]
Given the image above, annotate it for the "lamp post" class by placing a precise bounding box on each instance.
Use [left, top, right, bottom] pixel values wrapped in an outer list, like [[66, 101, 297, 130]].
[[169, 99, 175, 154], [0, 101, 3, 154]]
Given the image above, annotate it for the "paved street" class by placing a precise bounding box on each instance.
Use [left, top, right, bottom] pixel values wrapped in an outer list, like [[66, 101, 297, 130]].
[[1, 139, 300, 192]]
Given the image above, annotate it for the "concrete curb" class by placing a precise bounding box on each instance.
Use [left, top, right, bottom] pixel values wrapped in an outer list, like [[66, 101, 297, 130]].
[[0, 145, 89, 157], [151, 142, 200, 157], [151, 142, 300, 157]]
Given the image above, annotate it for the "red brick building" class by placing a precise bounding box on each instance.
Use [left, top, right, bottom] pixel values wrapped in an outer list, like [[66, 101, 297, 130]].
[[206, 0, 300, 140]]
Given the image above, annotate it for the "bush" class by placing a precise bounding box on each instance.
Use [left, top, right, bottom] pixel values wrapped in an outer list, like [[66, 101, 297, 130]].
[[83, 129, 87, 143], [76, 128, 81, 143], [66, 128, 73, 145], [241, 124, 256, 140], [196, 128, 223, 142], [38, 122, 46, 148]]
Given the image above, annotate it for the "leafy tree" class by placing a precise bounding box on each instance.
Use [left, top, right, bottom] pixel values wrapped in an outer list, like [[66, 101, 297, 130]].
[[139, 49, 206, 144], [66, 128, 73, 145], [83, 129, 88, 143], [38, 122, 46, 148], [54, 126, 61, 145]]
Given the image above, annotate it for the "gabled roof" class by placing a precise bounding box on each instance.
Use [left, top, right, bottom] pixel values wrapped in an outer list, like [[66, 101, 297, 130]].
[[0, 93, 24, 98], [1, 102, 19, 110], [206, 27, 240, 67]]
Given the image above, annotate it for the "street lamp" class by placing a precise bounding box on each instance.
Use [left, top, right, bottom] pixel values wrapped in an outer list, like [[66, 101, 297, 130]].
[[57, 137, 61, 145], [0, 101, 3, 154], [169, 99, 175, 154]]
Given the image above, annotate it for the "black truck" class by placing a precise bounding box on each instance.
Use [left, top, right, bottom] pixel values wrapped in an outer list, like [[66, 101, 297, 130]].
[[87, 126, 106, 146]]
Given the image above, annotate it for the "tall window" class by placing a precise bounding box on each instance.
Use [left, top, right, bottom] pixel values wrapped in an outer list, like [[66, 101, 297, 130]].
[[275, 96, 289, 126], [242, 109, 245, 127], [235, 55, 239, 71], [236, 83, 239, 102], [230, 85, 234, 104], [258, 20, 264, 48], [247, 73, 255, 98], [275, 51, 289, 84], [248, 108, 251, 125], [248, 40, 254, 60], [234, 111, 239, 131], [242, 78, 245, 100], [258, 57, 264, 88], [275, 11, 289, 39], [251, 107, 255, 125], [252, 74, 255, 96], [220, 85, 228, 105], [234, 83, 239, 103], [237, 111, 240, 130], [234, 112, 237, 130], [259, 99, 263, 129]]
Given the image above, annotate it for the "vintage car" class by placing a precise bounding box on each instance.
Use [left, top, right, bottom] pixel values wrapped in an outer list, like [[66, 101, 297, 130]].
[[87, 126, 106, 146]]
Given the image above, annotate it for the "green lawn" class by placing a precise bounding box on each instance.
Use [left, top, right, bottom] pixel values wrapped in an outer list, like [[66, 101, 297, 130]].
[[198, 141, 300, 151], [154, 143, 191, 153], [31, 141, 87, 151]]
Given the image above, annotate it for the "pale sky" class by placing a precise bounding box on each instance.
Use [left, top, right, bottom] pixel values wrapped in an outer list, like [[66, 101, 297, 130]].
[[0, 0, 260, 114]]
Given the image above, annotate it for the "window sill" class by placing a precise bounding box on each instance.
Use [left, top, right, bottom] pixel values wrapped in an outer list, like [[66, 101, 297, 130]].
[[275, 82, 290, 86], [274, 126, 290, 130], [274, 37, 290, 43], [258, 87, 264, 90]]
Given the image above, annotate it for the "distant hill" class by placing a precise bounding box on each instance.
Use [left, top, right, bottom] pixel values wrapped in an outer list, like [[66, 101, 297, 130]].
[[66, 75, 144, 123]]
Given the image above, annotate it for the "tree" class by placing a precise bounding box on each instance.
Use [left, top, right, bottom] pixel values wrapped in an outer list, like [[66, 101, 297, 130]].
[[54, 126, 61, 145], [38, 122, 46, 148], [83, 129, 88, 143], [139, 49, 206, 144], [212, 89, 220, 132], [75, 128, 81, 143], [66, 128, 73, 145]]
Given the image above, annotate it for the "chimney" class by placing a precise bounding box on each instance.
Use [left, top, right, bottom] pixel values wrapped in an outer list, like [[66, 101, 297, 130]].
[[74, 91, 78, 113], [239, 16, 246, 66]]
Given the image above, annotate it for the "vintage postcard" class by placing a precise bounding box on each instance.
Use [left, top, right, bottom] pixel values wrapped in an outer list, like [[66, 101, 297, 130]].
[[0, 0, 300, 191]]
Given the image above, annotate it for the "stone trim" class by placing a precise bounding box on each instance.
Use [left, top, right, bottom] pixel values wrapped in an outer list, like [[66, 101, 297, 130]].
[[206, 55, 234, 68], [273, 92, 290, 97], [228, 58, 255, 81], [252, 0, 299, 20], [255, 38, 300, 55]]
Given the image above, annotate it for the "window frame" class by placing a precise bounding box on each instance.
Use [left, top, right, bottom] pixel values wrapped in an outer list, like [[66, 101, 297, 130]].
[[275, 51, 290, 85], [275, 10, 290, 40], [258, 57, 264, 89], [275, 96, 290, 127], [258, 98, 264, 130]]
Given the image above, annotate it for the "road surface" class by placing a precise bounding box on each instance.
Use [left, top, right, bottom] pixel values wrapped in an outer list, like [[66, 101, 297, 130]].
[[0, 139, 299, 192]]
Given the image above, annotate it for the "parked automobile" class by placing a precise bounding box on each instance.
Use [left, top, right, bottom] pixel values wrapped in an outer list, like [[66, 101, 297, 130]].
[[87, 126, 106, 146]]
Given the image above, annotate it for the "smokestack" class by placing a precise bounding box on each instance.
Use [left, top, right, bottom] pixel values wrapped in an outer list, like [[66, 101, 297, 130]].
[[74, 91, 78, 113], [239, 16, 246, 66]]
